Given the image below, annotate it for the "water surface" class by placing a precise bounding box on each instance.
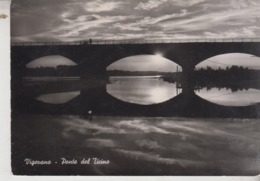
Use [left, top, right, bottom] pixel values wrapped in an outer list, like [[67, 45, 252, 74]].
[[107, 76, 180, 105], [12, 114, 260, 175], [35, 91, 80, 104], [196, 87, 260, 106]]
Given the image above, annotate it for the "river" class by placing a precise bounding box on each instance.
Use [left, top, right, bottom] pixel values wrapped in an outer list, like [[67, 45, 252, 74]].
[[11, 76, 260, 175], [28, 76, 260, 106]]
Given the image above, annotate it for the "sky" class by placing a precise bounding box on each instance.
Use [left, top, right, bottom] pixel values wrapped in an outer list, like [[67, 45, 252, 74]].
[[11, 0, 260, 42], [196, 53, 260, 70], [12, 0, 260, 71], [107, 55, 179, 72], [26, 55, 77, 68]]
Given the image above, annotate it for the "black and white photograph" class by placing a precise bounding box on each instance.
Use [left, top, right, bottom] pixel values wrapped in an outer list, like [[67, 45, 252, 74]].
[[10, 0, 260, 176]]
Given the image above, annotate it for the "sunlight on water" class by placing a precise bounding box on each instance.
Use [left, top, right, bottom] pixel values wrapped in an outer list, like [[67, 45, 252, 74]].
[[196, 88, 260, 106], [106, 76, 180, 105], [35, 91, 80, 104]]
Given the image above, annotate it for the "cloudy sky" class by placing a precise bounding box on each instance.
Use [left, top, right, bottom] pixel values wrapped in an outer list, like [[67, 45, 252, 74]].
[[11, 0, 260, 42]]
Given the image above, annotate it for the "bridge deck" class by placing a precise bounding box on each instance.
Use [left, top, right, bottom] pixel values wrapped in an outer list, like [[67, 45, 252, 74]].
[[11, 38, 260, 46]]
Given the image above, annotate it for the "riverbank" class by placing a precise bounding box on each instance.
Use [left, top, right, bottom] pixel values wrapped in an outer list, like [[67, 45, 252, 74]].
[[160, 74, 178, 83]]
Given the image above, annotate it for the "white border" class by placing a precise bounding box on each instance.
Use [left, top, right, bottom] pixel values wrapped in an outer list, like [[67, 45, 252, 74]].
[[0, 0, 11, 178]]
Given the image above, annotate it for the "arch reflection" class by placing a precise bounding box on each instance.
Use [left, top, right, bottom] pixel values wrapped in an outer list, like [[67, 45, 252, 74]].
[[35, 91, 80, 104], [195, 87, 260, 106], [106, 76, 181, 105]]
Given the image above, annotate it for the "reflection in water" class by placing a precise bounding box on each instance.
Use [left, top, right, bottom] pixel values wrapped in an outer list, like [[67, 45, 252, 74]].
[[23, 77, 80, 81], [196, 87, 260, 106], [35, 91, 80, 104], [106, 76, 181, 105], [13, 114, 260, 175]]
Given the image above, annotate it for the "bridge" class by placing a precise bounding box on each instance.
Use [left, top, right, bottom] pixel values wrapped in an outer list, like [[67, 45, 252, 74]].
[[11, 38, 260, 92], [11, 39, 260, 83], [11, 39, 260, 118]]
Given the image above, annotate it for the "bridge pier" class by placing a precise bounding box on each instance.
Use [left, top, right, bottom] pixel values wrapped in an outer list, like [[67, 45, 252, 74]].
[[180, 64, 196, 94], [79, 64, 108, 81]]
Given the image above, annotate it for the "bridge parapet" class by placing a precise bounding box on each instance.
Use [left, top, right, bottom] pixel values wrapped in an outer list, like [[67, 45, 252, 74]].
[[11, 38, 260, 46]]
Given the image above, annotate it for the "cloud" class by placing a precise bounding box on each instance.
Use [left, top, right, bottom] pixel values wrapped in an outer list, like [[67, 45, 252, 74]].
[[60, 116, 129, 138], [85, 138, 116, 148], [135, 0, 168, 10], [62, 14, 99, 23], [159, 5, 260, 35], [160, 120, 230, 136], [113, 23, 145, 31], [135, 139, 165, 149], [172, 0, 206, 7], [230, 0, 258, 10], [25, 15, 131, 41], [84, 0, 125, 12], [114, 148, 206, 167], [204, 27, 258, 38], [115, 119, 170, 134], [111, 10, 191, 34], [11, 0, 260, 42], [137, 10, 190, 25]]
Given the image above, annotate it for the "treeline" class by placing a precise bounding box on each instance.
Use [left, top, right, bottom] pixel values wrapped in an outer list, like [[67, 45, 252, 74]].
[[195, 81, 260, 92], [195, 66, 260, 82], [107, 70, 175, 76], [25, 65, 80, 76], [194, 66, 260, 92], [26, 68, 176, 77]]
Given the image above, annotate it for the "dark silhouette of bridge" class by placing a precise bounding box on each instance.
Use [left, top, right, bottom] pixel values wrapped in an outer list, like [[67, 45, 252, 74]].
[[11, 40, 260, 94], [11, 40, 260, 76]]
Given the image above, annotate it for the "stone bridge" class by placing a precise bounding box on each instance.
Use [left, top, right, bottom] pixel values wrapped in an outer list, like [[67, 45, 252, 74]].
[[11, 40, 260, 78]]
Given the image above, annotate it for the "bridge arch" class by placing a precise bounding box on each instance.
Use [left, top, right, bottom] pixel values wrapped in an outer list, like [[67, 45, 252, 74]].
[[194, 53, 260, 107], [26, 55, 77, 68], [195, 53, 260, 69], [104, 55, 181, 105], [11, 42, 260, 78], [106, 54, 181, 72], [192, 44, 260, 67]]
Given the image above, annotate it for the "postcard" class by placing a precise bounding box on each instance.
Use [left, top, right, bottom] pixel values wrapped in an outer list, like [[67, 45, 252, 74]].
[[10, 0, 260, 176]]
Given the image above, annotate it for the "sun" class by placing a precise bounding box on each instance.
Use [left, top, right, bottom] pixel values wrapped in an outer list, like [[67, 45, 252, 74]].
[[152, 52, 165, 65], [154, 52, 163, 57]]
